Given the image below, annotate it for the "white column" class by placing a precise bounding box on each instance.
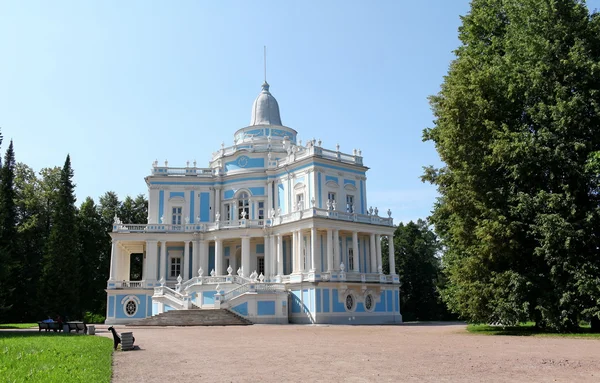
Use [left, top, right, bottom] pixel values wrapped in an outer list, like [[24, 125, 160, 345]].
[[241, 236, 251, 277], [159, 240, 167, 280], [191, 240, 198, 276], [352, 231, 359, 272], [388, 234, 396, 275], [263, 235, 270, 277], [326, 229, 333, 272], [334, 229, 340, 270], [183, 240, 190, 279], [200, 240, 209, 275], [310, 227, 317, 272], [215, 238, 223, 275], [109, 240, 117, 281], [277, 234, 283, 276], [376, 234, 383, 273], [370, 233, 377, 274], [145, 240, 158, 281]]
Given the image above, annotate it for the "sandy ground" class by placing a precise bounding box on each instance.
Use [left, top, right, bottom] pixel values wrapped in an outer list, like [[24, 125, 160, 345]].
[[95, 323, 600, 383]]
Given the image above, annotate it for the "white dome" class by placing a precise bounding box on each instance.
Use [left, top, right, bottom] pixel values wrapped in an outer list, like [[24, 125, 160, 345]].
[[250, 82, 282, 126]]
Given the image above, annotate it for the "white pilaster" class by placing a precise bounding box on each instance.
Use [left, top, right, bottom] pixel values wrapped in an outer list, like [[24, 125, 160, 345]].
[[183, 240, 190, 279], [310, 227, 317, 272], [326, 229, 333, 272], [291, 230, 298, 273], [241, 236, 251, 277], [352, 231, 359, 272], [214, 187, 221, 222]]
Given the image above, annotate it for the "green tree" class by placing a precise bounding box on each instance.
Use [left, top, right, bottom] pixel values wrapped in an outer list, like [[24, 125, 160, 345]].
[[119, 194, 148, 224], [78, 197, 108, 316], [0, 140, 17, 321], [40, 155, 81, 319], [423, 0, 600, 331]]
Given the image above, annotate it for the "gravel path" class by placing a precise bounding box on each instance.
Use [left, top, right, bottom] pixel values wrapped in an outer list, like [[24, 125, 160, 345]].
[[96, 323, 600, 383]]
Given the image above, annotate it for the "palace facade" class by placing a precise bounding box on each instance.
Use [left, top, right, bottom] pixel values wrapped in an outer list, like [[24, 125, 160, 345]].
[[106, 80, 401, 325]]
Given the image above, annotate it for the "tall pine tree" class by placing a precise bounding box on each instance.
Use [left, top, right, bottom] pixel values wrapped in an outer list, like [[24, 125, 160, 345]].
[[424, 0, 600, 331], [40, 155, 81, 319]]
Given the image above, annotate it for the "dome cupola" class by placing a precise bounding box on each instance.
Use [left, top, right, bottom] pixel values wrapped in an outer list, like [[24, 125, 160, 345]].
[[250, 81, 282, 126]]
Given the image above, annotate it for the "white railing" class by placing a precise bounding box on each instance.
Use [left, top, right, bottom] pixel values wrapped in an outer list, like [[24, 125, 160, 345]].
[[111, 280, 146, 289], [153, 285, 187, 307], [222, 282, 287, 302], [179, 274, 252, 291], [152, 166, 214, 177], [222, 284, 251, 301]]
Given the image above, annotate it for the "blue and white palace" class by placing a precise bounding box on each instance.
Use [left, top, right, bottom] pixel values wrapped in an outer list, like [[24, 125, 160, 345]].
[[106, 80, 401, 325]]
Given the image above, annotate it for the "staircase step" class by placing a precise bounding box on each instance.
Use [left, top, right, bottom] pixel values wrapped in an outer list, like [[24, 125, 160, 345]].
[[128, 309, 252, 327]]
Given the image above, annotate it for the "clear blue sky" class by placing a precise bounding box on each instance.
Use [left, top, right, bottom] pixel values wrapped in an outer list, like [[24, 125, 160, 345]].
[[1, 1, 598, 223]]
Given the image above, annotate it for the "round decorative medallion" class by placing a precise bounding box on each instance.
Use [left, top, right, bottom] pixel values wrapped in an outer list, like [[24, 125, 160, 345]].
[[345, 294, 355, 311], [237, 155, 249, 168], [365, 294, 374, 312], [125, 300, 137, 317]]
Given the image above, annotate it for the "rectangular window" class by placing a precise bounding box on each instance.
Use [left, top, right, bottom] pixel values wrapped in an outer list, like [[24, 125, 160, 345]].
[[225, 203, 231, 221], [327, 192, 336, 210], [170, 257, 182, 278], [172, 207, 182, 225], [257, 256, 265, 275], [346, 195, 354, 213], [258, 201, 265, 220]]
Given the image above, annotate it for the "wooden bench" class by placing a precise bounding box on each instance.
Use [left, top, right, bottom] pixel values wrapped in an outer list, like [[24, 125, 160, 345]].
[[65, 322, 87, 334], [37, 321, 62, 332]]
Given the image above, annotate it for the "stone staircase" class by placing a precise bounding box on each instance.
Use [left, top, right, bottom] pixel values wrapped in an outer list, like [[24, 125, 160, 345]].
[[127, 309, 253, 327]]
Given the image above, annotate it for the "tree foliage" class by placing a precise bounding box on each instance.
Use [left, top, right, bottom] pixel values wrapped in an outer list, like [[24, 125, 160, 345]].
[[423, 0, 600, 331], [383, 220, 451, 321], [0, 140, 17, 321]]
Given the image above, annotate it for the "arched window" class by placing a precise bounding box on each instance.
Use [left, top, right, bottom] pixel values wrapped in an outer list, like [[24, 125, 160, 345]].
[[238, 192, 250, 219]]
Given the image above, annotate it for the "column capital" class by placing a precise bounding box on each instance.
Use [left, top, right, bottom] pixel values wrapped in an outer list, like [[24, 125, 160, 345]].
[[184, 240, 191, 244]]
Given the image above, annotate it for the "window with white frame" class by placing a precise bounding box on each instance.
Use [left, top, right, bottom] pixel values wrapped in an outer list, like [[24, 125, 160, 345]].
[[296, 193, 304, 211], [172, 207, 182, 225], [224, 203, 231, 221], [327, 192, 336, 210], [346, 195, 354, 213], [258, 201, 265, 220], [238, 192, 250, 219], [170, 257, 182, 278]]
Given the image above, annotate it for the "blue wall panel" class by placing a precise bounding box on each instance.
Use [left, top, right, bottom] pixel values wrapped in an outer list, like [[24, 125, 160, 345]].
[[332, 289, 345, 313], [108, 296, 115, 317], [395, 291, 399, 313], [224, 190, 234, 200], [200, 192, 210, 222], [203, 291, 215, 304], [256, 244, 264, 254], [170, 191, 185, 199], [158, 190, 164, 221], [249, 187, 265, 196], [316, 288, 321, 313], [322, 289, 330, 313], [325, 175, 339, 183], [375, 291, 386, 312], [387, 290, 393, 312], [115, 294, 147, 319], [302, 289, 310, 314], [232, 302, 248, 316], [278, 184, 285, 214], [190, 191, 195, 223], [317, 172, 322, 208], [257, 301, 276, 316], [291, 290, 302, 313]]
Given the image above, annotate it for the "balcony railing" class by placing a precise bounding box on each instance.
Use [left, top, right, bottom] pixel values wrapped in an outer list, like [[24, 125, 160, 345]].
[[113, 208, 392, 233]]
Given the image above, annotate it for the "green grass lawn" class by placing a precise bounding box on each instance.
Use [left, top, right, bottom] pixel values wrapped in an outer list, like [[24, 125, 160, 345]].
[[0, 332, 113, 383], [467, 322, 600, 338], [0, 323, 37, 329]]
